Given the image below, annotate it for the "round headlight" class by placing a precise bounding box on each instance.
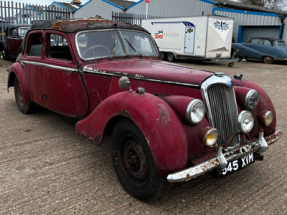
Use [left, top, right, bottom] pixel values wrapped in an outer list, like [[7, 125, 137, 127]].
[[244, 89, 259, 110], [257, 111, 273, 127], [186, 99, 205, 125], [199, 127, 219, 147], [238, 111, 254, 133]]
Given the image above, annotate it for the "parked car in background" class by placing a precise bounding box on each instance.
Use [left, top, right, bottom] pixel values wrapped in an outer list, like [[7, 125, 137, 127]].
[[7, 19, 282, 202], [232, 37, 287, 64], [1, 24, 30, 60]]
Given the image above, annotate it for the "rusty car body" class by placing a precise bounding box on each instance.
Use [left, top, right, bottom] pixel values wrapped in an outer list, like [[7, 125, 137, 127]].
[[7, 18, 282, 202], [1, 24, 31, 60]]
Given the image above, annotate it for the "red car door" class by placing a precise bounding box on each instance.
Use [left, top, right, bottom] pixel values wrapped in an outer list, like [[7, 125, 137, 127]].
[[22, 30, 46, 107], [6, 28, 22, 55], [41, 31, 88, 117]]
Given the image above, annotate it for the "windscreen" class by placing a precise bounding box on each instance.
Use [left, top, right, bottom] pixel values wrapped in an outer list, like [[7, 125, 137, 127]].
[[76, 30, 158, 60], [18, 27, 30, 37], [120, 30, 158, 57], [274, 40, 286, 47]]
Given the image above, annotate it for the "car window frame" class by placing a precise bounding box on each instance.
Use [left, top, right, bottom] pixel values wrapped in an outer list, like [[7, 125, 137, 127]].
[[44, 30, 74, 63], [25, 30, 44, 59]]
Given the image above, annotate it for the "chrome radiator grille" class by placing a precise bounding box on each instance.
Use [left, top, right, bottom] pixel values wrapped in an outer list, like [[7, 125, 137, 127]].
[[207, 85, 239, 147]]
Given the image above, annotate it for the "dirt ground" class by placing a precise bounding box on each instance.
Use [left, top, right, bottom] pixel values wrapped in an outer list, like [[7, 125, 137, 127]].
[[0, 58, 286, 214]]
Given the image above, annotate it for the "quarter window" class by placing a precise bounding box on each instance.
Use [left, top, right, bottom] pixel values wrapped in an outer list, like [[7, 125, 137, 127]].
[[46, 33, 72, 61]]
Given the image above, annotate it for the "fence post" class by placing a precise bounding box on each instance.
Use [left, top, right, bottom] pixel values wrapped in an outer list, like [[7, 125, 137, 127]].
[[1, 1, 3, 41]]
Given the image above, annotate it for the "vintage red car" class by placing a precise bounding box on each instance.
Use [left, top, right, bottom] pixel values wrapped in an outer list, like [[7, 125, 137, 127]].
[[7, 19, 282, 202], [1, 24, 31, 60]]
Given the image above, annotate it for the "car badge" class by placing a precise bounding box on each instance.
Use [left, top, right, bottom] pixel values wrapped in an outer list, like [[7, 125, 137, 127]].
[[227, 81, 232, 87]]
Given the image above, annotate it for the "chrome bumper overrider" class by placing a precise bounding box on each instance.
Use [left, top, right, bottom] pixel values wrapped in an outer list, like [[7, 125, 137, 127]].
[[167, 130, 282, 183]]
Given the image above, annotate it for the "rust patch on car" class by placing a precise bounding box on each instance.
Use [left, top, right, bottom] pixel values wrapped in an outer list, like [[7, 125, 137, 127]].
[[265, 130, 282, 145], [158, 103, 171, 124]]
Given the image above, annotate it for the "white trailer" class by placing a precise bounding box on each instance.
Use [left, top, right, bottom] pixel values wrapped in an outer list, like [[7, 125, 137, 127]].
[[142, 16, 239, 67]]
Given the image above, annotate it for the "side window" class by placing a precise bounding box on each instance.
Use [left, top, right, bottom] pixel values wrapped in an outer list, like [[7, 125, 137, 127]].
[[46, 33, 72, 61], [262, 40, 271, 46], [27, 33, 42, 57], [250, 39, 263, 45]]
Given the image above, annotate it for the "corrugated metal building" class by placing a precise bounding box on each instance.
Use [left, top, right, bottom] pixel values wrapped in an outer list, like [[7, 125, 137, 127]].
[[73, 0, 287, 43]]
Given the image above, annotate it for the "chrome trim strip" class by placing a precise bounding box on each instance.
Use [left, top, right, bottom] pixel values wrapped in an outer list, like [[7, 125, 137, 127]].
[[166, 129, 282, 183], [83, 68, 199, 87], [22, 61, 78, 72]]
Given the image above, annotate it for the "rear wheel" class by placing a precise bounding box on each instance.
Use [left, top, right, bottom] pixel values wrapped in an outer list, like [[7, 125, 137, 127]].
[[111, 119, 171, 202], [160, 52, 165, 61], [263, 56, 274, 64], [14, 77, 36, 114], [167, 53, 175, 62], [2, 49, 9, 60]]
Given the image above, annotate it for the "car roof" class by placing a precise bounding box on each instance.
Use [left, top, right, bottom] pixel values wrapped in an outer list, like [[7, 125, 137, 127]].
[[7, 24, 31, 28], [30, 17, 148, 33], [250, 37, 283, 43]]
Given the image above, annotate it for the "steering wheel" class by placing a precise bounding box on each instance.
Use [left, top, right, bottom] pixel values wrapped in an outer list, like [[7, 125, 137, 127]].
[[82, 45, 110, 58]]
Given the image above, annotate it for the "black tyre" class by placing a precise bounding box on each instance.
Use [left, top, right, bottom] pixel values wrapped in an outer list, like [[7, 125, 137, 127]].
[[167, 52, 175, 62], [160, 52, 165, 61], [14, 77, 37, 114], [263, 56, 274, 64], [111, 119, 171, 202], [2, 49, 9, 60], [228, 62, 234, 67]]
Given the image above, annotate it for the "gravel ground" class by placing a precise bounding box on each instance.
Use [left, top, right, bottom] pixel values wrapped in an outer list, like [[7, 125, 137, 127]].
[[0, 58, 286, 214]]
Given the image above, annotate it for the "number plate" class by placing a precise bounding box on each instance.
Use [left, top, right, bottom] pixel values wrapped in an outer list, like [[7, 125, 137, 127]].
[[221, 153, 255, 176]]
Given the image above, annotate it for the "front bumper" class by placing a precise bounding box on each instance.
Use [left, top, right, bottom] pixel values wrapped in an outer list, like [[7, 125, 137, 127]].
[[167, 130, 282, 183]]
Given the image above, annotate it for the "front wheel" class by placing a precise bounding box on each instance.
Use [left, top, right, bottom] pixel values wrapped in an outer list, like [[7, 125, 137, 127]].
[[263, 56, 274, 64], [14, 77, 37, 114], [111, 119, 171, 202]]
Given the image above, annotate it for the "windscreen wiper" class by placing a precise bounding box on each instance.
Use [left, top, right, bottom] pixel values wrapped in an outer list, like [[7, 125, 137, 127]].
[[110, 35, 118, 60], [124, 37, 143, 57]]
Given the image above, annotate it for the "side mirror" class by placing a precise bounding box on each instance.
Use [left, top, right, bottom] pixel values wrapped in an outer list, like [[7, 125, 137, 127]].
[[118, 76, 132, 92]]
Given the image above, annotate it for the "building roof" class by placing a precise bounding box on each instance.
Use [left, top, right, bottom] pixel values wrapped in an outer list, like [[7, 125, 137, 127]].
[[56, 2, 79, 12], [107, 0, 137, 9], [29, 18, 147, 33], [216, 0, 287, 16]]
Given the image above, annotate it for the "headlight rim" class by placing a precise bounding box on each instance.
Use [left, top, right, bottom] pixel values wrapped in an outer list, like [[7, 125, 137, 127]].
[[257, 110, 273, 127], [198, 126, 219, 148], [238, 110, 254, 133], [244, 89, 259, 110], [185, 99, 205, 125]]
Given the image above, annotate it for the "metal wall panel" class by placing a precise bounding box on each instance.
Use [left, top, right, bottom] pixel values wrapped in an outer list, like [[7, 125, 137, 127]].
[[73, 0, 123, 20], [242, 26, 280, 42], [128, 0, 213, 17], [74, 0, 214, 20], [214, 10, 281, 42]]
